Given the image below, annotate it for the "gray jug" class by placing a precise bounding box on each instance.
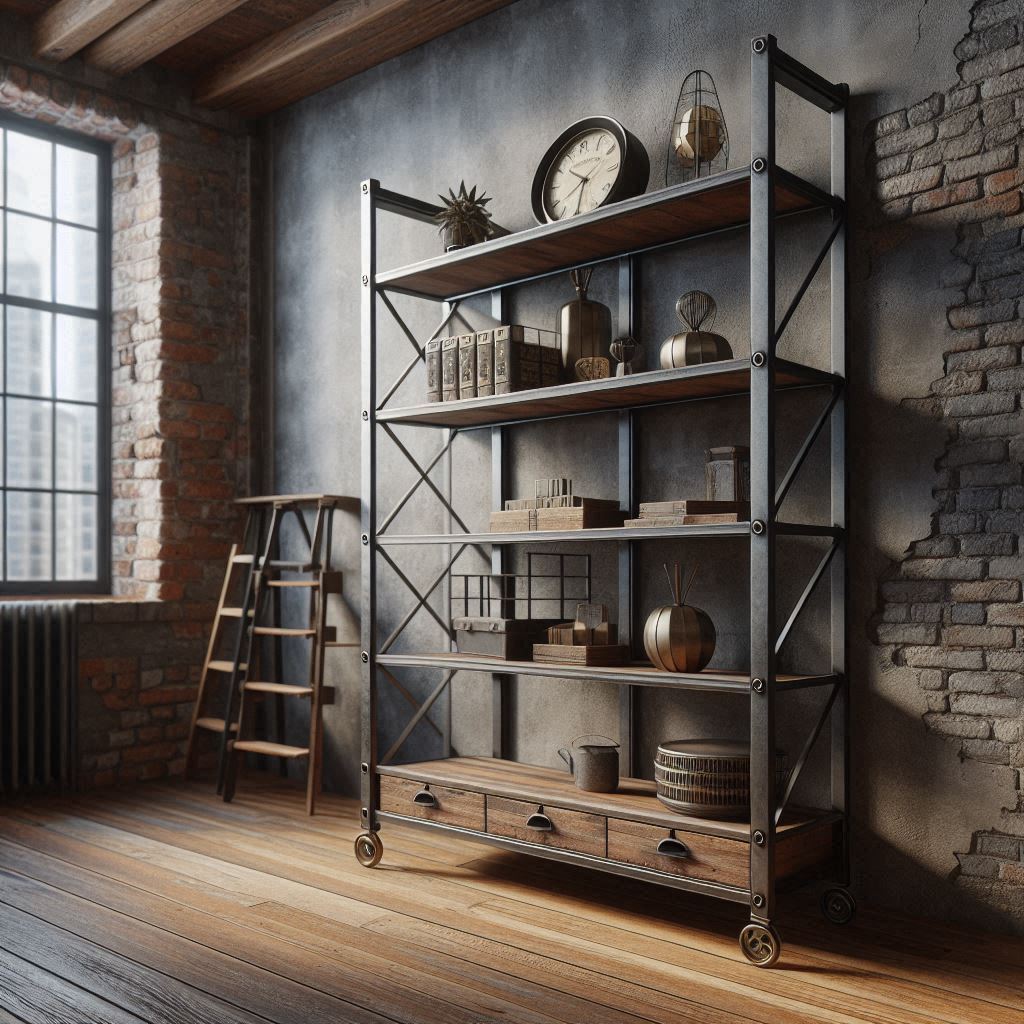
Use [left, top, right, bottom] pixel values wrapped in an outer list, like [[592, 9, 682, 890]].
[[558, 735, 620, 793]]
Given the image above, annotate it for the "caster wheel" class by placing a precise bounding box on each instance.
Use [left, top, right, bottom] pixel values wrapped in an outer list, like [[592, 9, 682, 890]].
[[739, 922, 782, 967], [820, 887, 856, 925], [354, 831, 383, 868]]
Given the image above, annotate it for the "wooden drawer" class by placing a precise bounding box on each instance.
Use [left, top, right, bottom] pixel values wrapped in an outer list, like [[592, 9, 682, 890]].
[[607, 818, 747, 887], [486, 796, 606, 856], [379, 775, 485, 831]]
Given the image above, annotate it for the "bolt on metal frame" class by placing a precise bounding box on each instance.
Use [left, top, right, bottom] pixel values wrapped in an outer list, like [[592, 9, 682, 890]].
[[360, 34, 848, 947]]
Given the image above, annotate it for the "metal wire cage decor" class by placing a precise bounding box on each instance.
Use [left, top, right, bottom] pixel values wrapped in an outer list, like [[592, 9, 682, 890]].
[[666, 69, 730, 185]]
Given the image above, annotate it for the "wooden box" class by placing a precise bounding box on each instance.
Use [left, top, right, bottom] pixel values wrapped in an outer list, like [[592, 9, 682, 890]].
[[453, 616, 559, 661], [535, 503, 626, 531]]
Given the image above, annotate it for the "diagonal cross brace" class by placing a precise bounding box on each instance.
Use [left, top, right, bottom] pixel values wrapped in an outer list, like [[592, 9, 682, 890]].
[[379, 431, 459, 535], [775, 538, 838, 656], [381, 670, 454, 764], [378, 544, 466, 654], [378, 299, 461, 411], [378, 665, 444, 740], [775, 383, 841, 514], [775, 680, 841, 824], [381, 423, 473, 536], [774, 213, 844, 351]]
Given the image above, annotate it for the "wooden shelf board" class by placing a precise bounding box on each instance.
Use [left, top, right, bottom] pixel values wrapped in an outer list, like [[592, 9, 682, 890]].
[[375, 652, 837, 693], [377, 358, 839, 429], [376, 167, 837, 300], [378, 521, 750, 545], [377, 756, 837, 840]]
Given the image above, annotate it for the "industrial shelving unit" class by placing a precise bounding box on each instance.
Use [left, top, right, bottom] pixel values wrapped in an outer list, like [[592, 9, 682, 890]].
[[359, 35, 850, 967]]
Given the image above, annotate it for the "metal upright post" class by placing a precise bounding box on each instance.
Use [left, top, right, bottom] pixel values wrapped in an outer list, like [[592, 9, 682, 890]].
[[748, 34, 778, 936], [617, 256, 639, 777], [830, 87, 850, 886], [360, 178, 379, 841], [491, 288, 510, 760]]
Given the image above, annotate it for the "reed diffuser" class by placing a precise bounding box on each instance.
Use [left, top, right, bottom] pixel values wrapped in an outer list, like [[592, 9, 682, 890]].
[[642, 561, 716, 672]]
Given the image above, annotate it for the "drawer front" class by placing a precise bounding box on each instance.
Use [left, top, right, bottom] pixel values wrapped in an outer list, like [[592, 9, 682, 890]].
[[379, 776, 485, 831], [486, 796, 606, 857], [607, 818, 747, 887]]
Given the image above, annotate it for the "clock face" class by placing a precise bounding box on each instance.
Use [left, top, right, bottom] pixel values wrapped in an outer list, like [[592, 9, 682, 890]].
[[542, 128, 622, 221]]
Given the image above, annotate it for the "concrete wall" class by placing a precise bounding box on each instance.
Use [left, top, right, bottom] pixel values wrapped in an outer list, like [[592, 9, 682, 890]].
[[268, 0, 1024, 931]]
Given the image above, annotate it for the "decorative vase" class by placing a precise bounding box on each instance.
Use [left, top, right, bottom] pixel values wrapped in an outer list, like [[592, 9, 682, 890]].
[[559, 267, 612, 382], [610, 335, 641, 376], [660, 290, 732, 368], [643, 562, 716, 672], [665, 70, 729, 186]]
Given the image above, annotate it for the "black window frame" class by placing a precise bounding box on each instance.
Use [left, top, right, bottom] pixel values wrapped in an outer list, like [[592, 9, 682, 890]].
[[0, 110, 112, 596]]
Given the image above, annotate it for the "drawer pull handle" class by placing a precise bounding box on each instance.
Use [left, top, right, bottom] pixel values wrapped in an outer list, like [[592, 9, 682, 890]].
[[412, 788, 437, 807], [526, 812, 553, 831], [657, 837, 691, 859]]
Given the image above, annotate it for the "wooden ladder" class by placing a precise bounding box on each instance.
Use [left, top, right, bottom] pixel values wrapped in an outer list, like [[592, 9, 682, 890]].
[[222, 495, 354, 814], [184, 504, 268, 787]]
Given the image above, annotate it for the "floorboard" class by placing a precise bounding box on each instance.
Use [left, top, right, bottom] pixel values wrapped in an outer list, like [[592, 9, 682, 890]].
[[0, 776, 1021, 1024]]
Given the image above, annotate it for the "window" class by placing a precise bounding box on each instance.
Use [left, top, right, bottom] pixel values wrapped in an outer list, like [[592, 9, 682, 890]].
[[1, 114, 110, 594]]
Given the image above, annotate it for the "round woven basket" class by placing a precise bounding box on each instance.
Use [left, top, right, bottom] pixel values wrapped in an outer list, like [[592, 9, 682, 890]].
[[654, 739, 787, 818]]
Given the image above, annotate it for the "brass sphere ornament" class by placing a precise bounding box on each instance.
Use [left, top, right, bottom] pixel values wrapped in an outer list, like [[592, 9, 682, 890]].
[[659, 290, 733, 368], [665, 69, 729, 186], [643, 563, 716, 673], [674, 104, 725, 165]]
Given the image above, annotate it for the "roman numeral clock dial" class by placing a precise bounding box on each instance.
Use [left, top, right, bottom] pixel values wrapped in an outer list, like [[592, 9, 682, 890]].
[[531, 116, 650, 224]]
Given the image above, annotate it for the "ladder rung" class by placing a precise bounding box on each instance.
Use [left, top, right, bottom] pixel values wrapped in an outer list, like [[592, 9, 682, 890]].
[[243, 682, 313, 697], [220, 607, 254, 618], [195, 717, 238, 734], [231, 740, 310, 758], [265, 560, 313, 571], [266, 571, 342, 593], [208, 660, 248, 673], [252, 626, 315, 638], [266, 580, 318, 588], [232, 554, 255, 564], [324, 641, 359, 648]]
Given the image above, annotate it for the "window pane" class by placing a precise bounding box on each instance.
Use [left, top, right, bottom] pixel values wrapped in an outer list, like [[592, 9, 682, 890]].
[[6, 490, 52, 581], [56, 145, 98, 227], [56, 223, 97, 308], [6, 306, 52, 396], [6, 131, 51, 216], [55, 402, 96, 490], [56, 493, 96, 580], [6, 212, 51, 300], [7, 397, 52, 488], [55, 314, 97, 401]]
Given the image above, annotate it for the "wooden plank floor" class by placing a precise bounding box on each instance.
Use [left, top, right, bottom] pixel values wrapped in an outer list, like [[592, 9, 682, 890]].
[[0, 776, 1021, 1024]]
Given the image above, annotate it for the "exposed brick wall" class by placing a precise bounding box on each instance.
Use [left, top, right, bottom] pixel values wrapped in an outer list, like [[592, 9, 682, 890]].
[[0, 40, 255, 788], [871, 0, 1024, 891]]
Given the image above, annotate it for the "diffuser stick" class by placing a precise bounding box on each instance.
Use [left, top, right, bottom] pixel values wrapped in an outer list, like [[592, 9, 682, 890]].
[[674, 562, 682, 606], [682, 563, 699, 604], [663, 563, 676, 605]]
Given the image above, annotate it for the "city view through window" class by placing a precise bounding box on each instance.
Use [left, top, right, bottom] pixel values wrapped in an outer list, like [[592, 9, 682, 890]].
[[1, 119, 108, 590]]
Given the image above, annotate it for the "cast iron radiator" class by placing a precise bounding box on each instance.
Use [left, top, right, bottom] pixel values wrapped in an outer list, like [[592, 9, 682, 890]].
[[0, 602, 77, 794]]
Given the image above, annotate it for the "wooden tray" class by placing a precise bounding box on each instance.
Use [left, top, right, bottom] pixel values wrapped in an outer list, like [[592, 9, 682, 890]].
[[532, 643, 630, 666]]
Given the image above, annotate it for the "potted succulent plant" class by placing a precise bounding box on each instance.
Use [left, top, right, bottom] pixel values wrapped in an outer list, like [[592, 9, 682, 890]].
[[436, 181, 496, 252]]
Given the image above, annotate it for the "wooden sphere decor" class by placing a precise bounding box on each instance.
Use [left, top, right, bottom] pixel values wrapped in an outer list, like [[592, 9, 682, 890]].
[[643, 562, 716, 672], [644, 603, 716, 672]]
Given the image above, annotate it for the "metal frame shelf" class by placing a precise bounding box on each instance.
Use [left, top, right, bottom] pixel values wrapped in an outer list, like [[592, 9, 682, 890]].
[[360, 34, 849, 968]]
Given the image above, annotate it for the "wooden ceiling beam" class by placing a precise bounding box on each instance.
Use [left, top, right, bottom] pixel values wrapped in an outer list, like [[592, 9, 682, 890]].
[[83, 0, 252, 76], [195, 0, 517, 114], [33, 0, 152, 61]]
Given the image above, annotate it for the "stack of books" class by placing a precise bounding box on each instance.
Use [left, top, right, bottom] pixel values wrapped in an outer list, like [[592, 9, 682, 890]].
[[490, 479, 625, 532], [426, 325, 560, 402], [623, 499, 749, 528]]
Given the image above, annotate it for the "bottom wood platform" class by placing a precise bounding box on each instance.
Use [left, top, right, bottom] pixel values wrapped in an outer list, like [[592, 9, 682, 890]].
[[377, 756, 838, 897]]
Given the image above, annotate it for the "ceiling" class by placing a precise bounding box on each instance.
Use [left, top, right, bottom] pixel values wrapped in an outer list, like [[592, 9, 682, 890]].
[[0, 0, 517, 116]]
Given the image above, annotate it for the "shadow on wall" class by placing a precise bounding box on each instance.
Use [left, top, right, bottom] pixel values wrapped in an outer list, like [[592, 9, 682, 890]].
[[865, 0, 1024, 923]]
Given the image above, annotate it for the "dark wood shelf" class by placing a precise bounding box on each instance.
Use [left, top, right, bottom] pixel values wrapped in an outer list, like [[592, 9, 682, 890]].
[[376, 652, 838, 694], [377, 521, 751, 545], [376, 167, 838, 300], [377, 756, 838, 840], [378, 357, 839, 429]]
